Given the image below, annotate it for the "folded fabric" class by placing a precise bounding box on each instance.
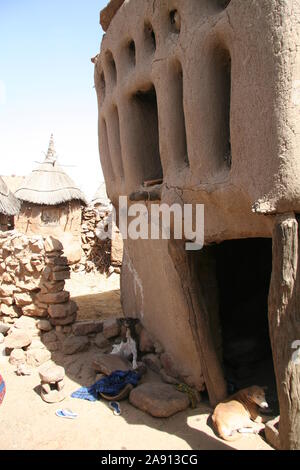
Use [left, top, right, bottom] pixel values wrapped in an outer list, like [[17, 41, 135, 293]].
[[71, 370, 140, 402], [0, 373, 6, 405]]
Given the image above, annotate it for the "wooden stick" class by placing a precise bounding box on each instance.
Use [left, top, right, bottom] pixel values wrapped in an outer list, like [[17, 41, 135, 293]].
[[143, 178, 163, 187]]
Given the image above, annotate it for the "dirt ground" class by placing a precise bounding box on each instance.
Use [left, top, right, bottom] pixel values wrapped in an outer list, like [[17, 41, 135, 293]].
[[66, 271, 123, 321], [0, 271, 272, 450], [0, 353, 272, 451]]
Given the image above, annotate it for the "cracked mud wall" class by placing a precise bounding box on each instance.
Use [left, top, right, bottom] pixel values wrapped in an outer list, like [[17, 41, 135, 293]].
[[95, 0, 300, 396], [121, 236, 205, 391]]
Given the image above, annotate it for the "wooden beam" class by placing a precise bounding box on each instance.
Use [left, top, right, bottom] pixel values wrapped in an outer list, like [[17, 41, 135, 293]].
[[143, 178, 163, 187], [268, 213, 300, 450]]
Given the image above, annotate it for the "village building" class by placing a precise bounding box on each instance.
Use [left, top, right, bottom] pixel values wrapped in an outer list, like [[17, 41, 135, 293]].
[[91, 182, 111, 209], [14, 135, 87, 264], [2, 175, 26, 195], [0, 176, 20, 230], [95, 0, 300, 449]]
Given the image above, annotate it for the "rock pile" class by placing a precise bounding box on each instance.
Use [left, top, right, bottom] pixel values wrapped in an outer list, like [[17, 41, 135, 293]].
[[0, 231, 46, 321], [40, 237, 77, 326], [88, 318, 196, 417], [74, 205, 111, 273], [4, 313, 189, 391], [0, 231, 79, 368], [0, 232, 76, 327], [4, 317, 52, 369], [73, 204, 123, 274], [88, 317, 203, 394], [2, 305, 201, 417]]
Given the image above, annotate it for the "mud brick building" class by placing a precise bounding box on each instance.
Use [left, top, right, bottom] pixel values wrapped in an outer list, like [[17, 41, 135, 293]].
[[15, 135, 87, 264], [95, 0, 300, 449]]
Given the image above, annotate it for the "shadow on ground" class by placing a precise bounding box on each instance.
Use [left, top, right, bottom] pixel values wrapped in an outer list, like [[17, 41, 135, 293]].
[[73, 289, 122, 321], [46, 347, 247, 451]]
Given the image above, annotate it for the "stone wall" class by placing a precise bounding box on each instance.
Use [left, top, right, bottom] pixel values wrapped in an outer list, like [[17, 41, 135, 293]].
[[73, 204, 123, 274], [0, 231, 77, 326], [74, 204, 111, 273]]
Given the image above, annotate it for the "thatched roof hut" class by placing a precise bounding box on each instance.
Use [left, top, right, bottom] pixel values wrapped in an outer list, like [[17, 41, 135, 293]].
[[0, 176, 20, 230], [91, 182, 110, 208], [15, 135, 86, 206], [14, 135, 87, 264], [0, 176, 21, 216], [2, 175, 25, 194]]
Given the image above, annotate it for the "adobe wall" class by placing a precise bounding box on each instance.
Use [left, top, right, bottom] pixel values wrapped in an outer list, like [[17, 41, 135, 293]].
[[95, 0, 300, 395], [96, 0, 300, 218], [0, 214, 13, 232], [15, 201, 83, 264], [121, 238, 205, 390]]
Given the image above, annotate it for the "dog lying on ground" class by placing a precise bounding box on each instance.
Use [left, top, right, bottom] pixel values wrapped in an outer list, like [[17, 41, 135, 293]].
[[212, 385, 269, 441]]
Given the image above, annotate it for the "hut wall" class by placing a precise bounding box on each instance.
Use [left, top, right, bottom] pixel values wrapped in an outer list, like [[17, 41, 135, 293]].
[[0, 214, 14, 231], [15, 201, 82, 264]]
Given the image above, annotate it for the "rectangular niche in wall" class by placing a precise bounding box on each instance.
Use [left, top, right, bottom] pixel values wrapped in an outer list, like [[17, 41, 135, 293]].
[[131, 85, 163, 185], [172, 61, 189, 167], [100, 118, 115, 181], [200, 44, 232, 175], [109, 106, 124, 179], [212, 46, 231, 169]]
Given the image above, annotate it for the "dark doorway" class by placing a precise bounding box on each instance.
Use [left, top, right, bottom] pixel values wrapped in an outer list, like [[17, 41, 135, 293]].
[[191, 238, 278, 413]]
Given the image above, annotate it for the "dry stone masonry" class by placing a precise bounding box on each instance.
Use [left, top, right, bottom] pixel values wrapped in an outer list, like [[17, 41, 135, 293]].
[[0, 231, 78, 368], [0, 232, 76, 326], [0, 231, 47, 321], [74, 203, 123, 274], [74, 204, 112, 273]]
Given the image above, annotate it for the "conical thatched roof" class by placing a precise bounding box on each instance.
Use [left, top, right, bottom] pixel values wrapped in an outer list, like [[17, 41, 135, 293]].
[[91, 182, 110, 207], [15, 135, 87, 206], [0, 176, 21, 216], [2, 175, 25, 193]]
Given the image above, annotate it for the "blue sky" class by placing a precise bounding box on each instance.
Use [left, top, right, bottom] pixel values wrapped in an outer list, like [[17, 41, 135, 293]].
[[0, 0, 107, 200]]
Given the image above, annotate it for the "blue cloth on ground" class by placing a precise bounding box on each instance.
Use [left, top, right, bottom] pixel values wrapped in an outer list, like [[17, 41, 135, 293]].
[[71, 370, 140, 402]]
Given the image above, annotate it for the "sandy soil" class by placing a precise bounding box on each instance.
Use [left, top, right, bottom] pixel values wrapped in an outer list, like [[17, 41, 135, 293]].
[[0, 353, 270, 450], [66, 271, 122, 321], [0, 352, 272, 451], [0, 271, 272, 450]]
